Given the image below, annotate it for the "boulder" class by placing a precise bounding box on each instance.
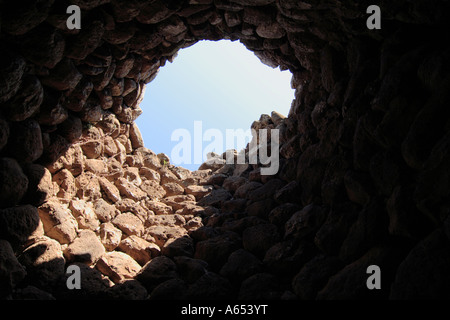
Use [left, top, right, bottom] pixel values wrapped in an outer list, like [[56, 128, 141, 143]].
[[99, 222, 123, 251], [118, 235, 159, 265], [96, 251, 141, 284], [64, 229, 105, 265]]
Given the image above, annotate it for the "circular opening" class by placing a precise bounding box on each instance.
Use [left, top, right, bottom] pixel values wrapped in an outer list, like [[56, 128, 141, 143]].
[[136, 40, 294, 171]]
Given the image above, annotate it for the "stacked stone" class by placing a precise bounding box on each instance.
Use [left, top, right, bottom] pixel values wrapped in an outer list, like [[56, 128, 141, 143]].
[[1, 0, 450, 299]]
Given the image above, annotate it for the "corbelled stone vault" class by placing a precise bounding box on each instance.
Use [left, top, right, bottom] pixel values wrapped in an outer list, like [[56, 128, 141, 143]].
[[1, 0, 450, 300]]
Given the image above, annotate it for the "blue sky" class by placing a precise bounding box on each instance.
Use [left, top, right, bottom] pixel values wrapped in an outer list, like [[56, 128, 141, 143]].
[[136, 40, 294, 171]]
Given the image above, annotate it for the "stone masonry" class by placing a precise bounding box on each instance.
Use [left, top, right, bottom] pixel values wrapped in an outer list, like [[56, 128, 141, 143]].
[[1, 0, 450, 299]]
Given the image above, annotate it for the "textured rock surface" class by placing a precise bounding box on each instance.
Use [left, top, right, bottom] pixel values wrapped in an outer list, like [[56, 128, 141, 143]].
[[0, 0, 450, 300]]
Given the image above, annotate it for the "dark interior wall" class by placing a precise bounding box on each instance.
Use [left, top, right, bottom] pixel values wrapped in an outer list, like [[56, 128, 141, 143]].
[[1, 0, 450, 299]]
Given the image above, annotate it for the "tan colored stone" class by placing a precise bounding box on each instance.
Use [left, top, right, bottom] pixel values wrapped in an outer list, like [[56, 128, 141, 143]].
[[145, 225, 188, 248], [123, 167, 142, 186], [75, 171, 102, 201], [118, 235, 159, 265], [99, 222, 122, 251], [140, 180, 166, 200], [145, 200, 173, 215], [96, 251, 141, 284], [175, 203, 206, 216], [147, 214, 185, 227], [53, 169, 77, 200], [103, 135, 119, 156], [81, 140, 104, 159], [159, 167, 180, 184], [38, 200, 78, 244], [84, 158, 108, 174], [115, 177, 147, 201], [139, 167, 161, 182], [98, 176, 121, 203], [64, 229, 105, 265], [185, 184, 213, 200], [129, 122, 144, 149], [69, 199, 100, 230], [163, 194, 196, 211], [93, 198, 118, 223], [112, 212, 144, 236], [162, 182, 185, 196]]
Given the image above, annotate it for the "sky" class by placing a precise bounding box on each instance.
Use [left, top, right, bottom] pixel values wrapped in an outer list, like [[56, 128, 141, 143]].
[[136, 40, 294, 171]]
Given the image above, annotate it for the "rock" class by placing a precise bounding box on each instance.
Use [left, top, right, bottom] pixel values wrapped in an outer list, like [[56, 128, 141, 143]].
[[139, 167, 161, 182], [197, 189, 232, 207], [145, 200, 173, 215], [234, 181, 263, 199], [59, 262, 113, 300], [247, 178, 286, 202], [194, 231, 241, 271], [149, 278, 188, 300], [53, 169, 77, 200], [229, 0, 275, 5], [118, 235, 158, 266], [185, 184, 213, 200], [145, 225, 187, 248], [96, 251, 142, 284], [0, 51, 26, 103], [263, 240, 315, 276], [115, 177, 147, 201], [0, 205, 40, 248], [2, 75, 43, 121], [81, 140, 104, 159], [223, 176, 247, 194], [339, 198, 389, 263], [390, 229, 450, 299], [64, 230, 105, 265], [162, 235, 195, 258], [99, 222, 123, 251], [0, 240, 27, 297], [0, 158, 29, 208], [173, 256, 208, 284], [19, 236, 66, 289], [112, 212, 144, 237], [38, 200, 78, 245], [98, 177, 122, 203], [105, 279, 148, 300], [0, 118, 9, 152], [317, 246, 403, 300], [129, 122, 144, 148], [22, 164, 56, 206], [135, 256, 178, 291], [238, 273, 283, 300], [69, 199, 100, 231], [292, 255, 342, 300], [284, 204, 328, 241], [162, 182, 185, 197], [84, 159, 108, 174], [12, 286, 55, 300], [242, 223, 280, 258], [186, 272, 233, 300], [93, 198, 118, 223], [256, 22, 285, 39], [139, 180, 166, 200], [75, 172, 102, 201], [268, 203, 301, 228], [41, 58, 82, 91], [220, 249, 263, 283], [344, 170, 372, 206], [314, 203, 358, 255]]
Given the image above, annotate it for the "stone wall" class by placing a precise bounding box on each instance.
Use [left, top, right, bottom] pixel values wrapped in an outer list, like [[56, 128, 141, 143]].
[[1, 0, 450, 299]]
